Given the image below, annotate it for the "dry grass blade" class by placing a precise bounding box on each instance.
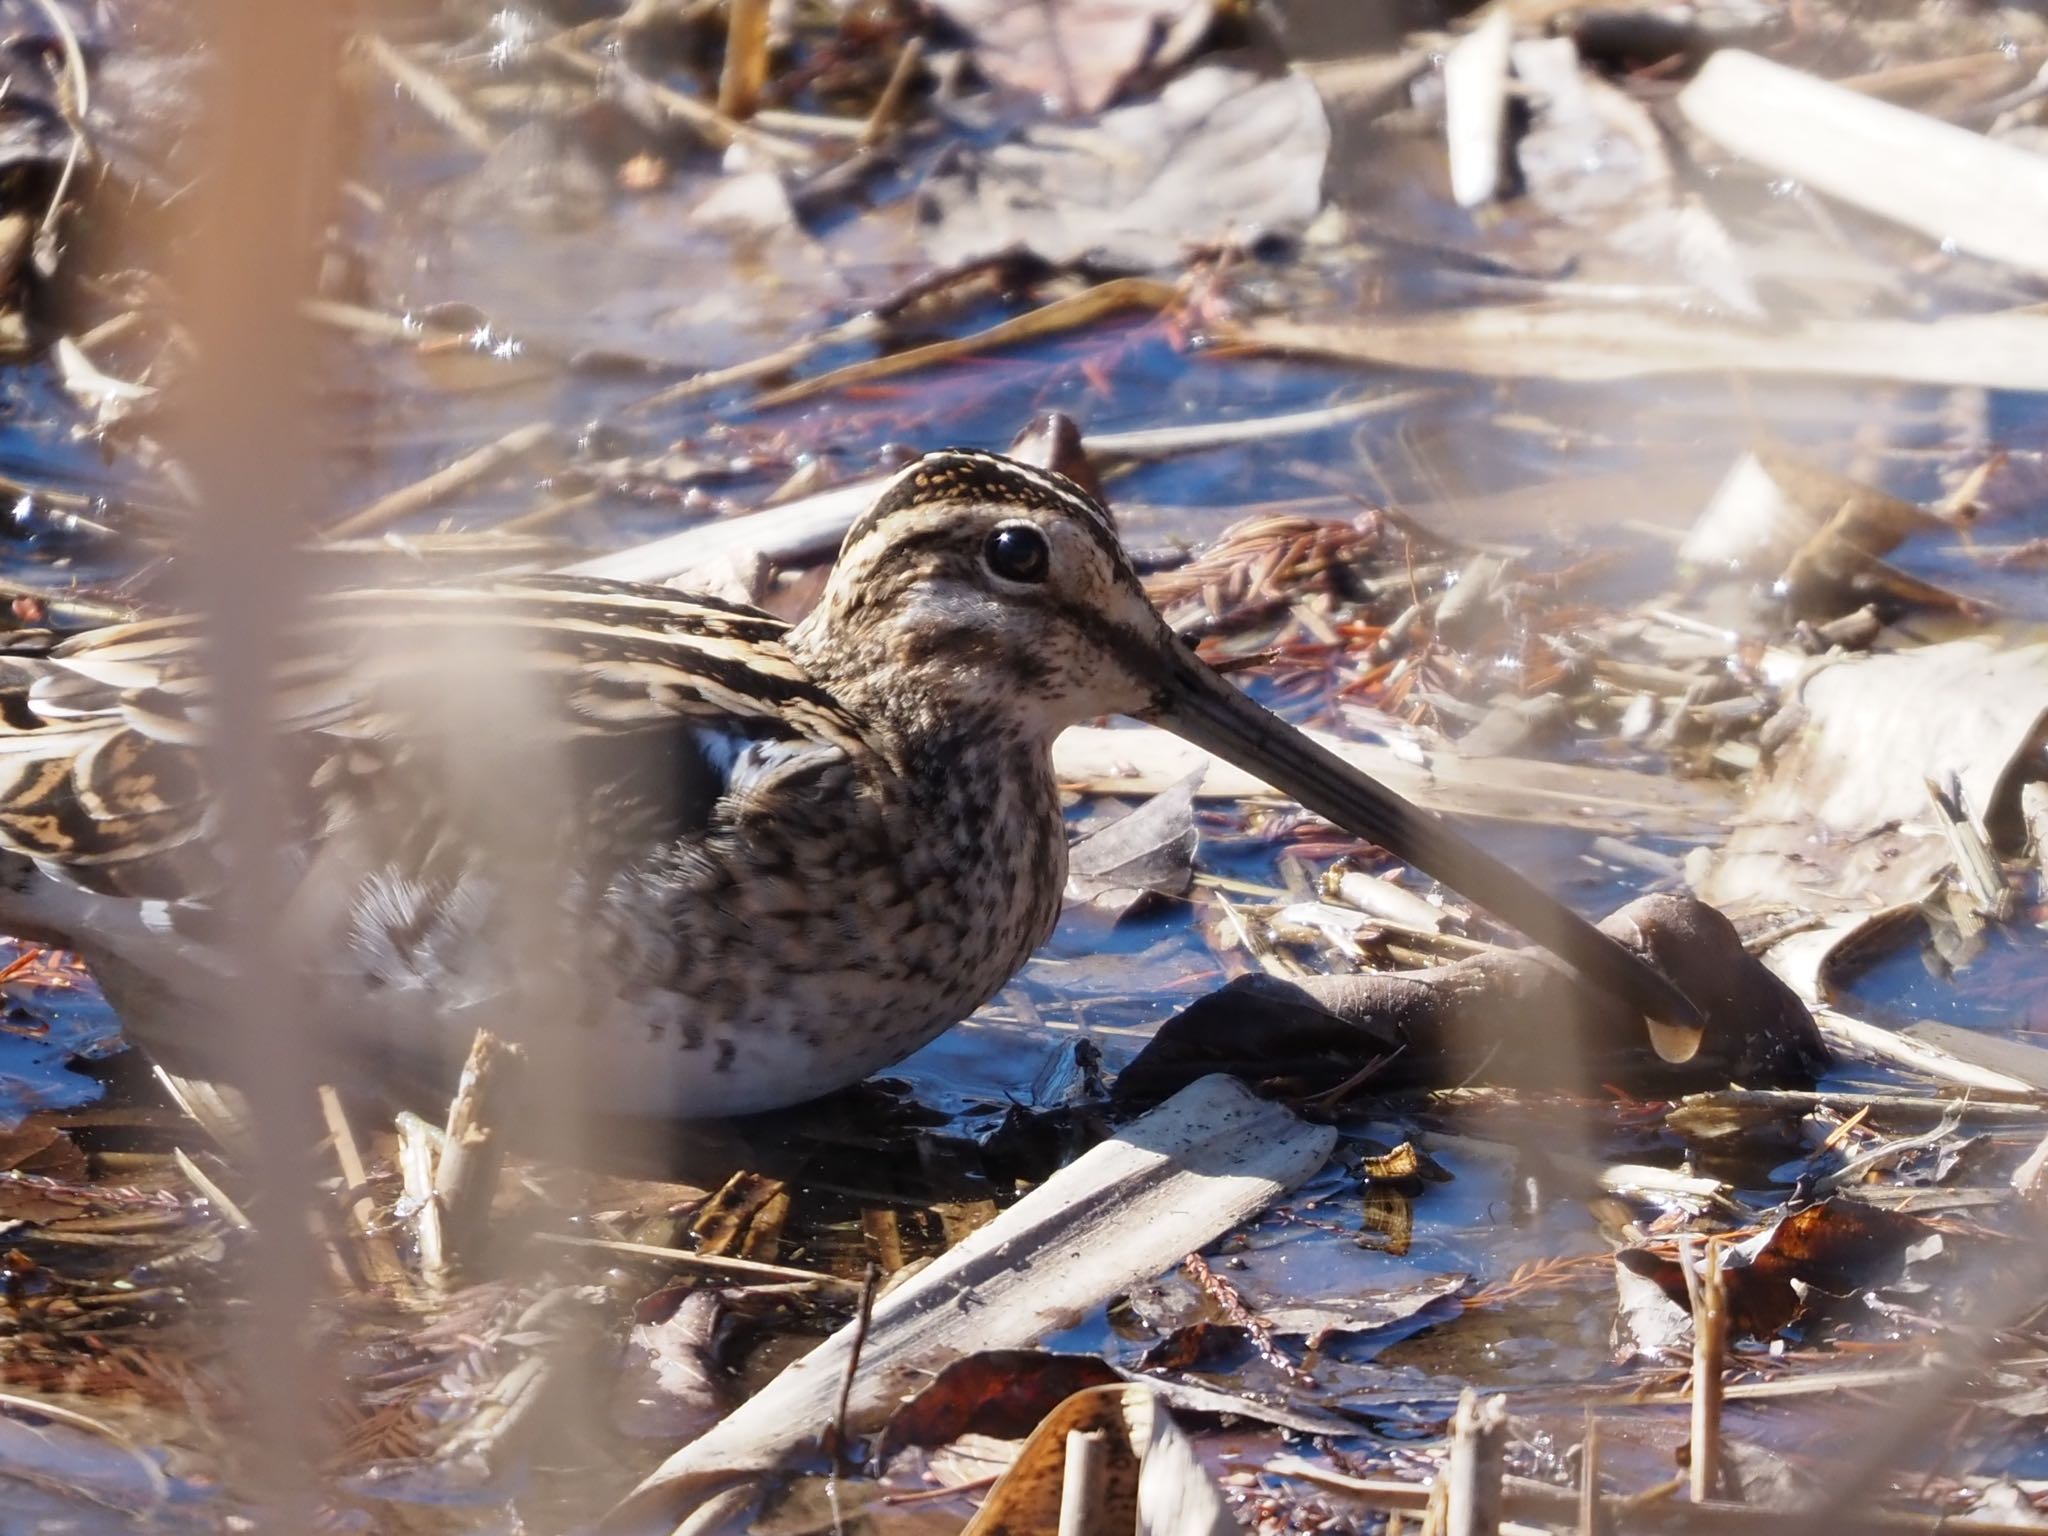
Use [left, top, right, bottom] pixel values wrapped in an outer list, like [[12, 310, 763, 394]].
[[325, 421, 554, 539], [172, 1145, 252, 1230], [359, 33, 494, 152], [752, 278, 1180, 409], [534, 1231, 861, 1293]]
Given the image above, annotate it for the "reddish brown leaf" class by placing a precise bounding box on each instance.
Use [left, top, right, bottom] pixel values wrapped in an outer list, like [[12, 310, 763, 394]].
[[874, 1350, 1122, 1459]]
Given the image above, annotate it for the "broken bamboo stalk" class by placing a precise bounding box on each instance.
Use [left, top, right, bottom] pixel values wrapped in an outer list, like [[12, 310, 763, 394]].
[[426, 1029, 524, 1288]]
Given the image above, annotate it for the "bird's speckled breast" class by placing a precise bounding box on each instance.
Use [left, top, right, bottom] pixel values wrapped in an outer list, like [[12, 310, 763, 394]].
[[644, 721, 1067, 1114]]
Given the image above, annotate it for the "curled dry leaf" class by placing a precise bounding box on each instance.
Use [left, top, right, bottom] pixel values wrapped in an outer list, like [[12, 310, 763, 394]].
[[919, 62, 1330, 269], [1699, 640, 2048, 915], [1614, 1197, 1930, 1351], [960, 1382, 1234, 1536], [1681, 450, 1974, 618], [927, 0, 1216, 116]]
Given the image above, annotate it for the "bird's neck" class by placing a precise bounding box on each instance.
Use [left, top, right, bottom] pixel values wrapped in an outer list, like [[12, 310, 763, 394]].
[[789, 614, 1056, 773]]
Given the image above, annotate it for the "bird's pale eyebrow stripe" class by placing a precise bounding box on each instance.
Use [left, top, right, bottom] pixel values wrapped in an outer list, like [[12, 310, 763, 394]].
[[843, 451, 1130, 574]]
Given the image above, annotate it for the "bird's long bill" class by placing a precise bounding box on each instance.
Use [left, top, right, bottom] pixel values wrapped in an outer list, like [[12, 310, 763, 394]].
[[1152, 652, 1706, 1061]]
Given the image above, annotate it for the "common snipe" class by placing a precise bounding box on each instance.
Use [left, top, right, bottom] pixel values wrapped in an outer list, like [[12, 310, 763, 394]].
[[0, 452, 1700, 1115]]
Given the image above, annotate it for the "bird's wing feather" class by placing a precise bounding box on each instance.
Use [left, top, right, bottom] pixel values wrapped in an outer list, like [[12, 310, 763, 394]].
[[0, 575, 868, 899]]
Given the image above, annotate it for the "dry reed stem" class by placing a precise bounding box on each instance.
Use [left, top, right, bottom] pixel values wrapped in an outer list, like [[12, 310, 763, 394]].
[[325, 420, 553, 538], [427, 1029, 524, 1288], [1446, 1388, 1508, 1536], [1057, 1428, 1109, 1536], [717, 0, 773, 119], [1682, 1236, 1727, 1503]]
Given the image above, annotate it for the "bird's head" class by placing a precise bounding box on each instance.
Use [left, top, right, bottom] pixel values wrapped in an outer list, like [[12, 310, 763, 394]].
[[792, 448, 1708, 1047]]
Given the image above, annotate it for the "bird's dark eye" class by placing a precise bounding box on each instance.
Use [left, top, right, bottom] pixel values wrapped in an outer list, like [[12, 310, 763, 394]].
[[983, 524, 1051, 585]]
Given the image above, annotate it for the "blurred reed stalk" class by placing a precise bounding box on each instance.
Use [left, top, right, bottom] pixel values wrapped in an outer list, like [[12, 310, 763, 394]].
[[171, 0, 339, 1519]]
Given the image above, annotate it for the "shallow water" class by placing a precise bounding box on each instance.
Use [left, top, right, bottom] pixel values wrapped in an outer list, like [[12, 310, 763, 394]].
[[4, 2, 2048, 1526]]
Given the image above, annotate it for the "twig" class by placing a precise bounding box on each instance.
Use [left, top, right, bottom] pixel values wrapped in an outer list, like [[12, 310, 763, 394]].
[[861, 36, 924, 147], [360, 33, 494, 153], [625, 313, 882, 414], [424, 1030, 523, 1288], [825, 1262, 880, 1472], [302, 297, 464, 346], [325, 421, 553, 538], [544, 37, 810, 164], [717, 0, 772, 119], [1057, 1429, 1109, 1536], [1924, 774, 2013, 919], [533, 1231, 860, 1293], [1674, 1087, 2047, 1124], [568, 393, 1432, 587], [318, 1084, 377, 1235], [1811, 1105, 1966, 1196], [1816, 1007, 2041, 1096], [1446, 1388, 1508, 1536], [1089, 390, 1438, 462], [1184, 1252, 1312, 1385]]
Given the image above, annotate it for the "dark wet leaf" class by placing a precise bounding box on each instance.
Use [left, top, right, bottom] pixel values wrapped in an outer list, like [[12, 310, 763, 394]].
[[1116, 894, 1823, 1105], [0, 1122, 84, 1178], [0, 1122, 86, 1224], [1138, 1320, 1242, 1371], [1065, 770, 1201, 917], [875, 1350, 1122, 1460], [613, 1288, 731, 1441], [1617, 1198, 1931, 1343], [1111, 970, 1404, 1108], [928, 0, 1216, 116], [920, 61, 1329, 269]]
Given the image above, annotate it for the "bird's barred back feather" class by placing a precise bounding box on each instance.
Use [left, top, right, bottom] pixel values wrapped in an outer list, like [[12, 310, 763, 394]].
[[0, 576, 875, 899]]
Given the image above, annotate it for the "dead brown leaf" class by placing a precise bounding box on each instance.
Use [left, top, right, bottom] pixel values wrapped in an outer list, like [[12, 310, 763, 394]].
[[927, 0, 1215, 116], [919, 61, 1329, 269]]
